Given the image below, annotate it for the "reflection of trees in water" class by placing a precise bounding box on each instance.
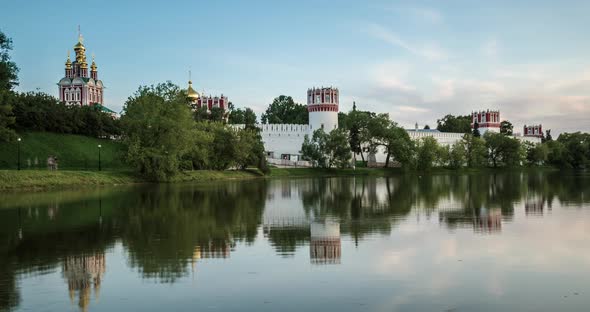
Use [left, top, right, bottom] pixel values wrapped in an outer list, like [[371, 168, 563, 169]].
[[118, 181, 267, 282], [0, 172, 589, 310]]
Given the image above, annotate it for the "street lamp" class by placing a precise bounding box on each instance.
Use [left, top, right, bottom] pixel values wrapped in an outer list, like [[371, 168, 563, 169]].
[[17, 138, 21, 171], [98, 144, 102, 171]]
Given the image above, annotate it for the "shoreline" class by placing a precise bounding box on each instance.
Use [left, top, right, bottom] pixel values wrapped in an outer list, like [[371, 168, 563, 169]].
[[0, 167, 560, 191]]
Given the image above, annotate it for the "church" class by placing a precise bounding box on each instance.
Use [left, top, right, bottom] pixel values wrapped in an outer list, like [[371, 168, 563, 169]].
[[57, 31, 116, 116]]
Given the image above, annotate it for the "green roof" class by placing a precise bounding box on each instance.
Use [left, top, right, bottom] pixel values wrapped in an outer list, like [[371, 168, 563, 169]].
[[94, 104, 117, 114]]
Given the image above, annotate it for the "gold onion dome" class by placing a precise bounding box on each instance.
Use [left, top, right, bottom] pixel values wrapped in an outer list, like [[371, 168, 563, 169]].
[[187, 81, 200, 99], [91, 55, 97, 71], [65, 51, 72, 69]]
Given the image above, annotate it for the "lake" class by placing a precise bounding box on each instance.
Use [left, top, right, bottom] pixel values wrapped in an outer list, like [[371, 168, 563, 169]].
[[1, 171, 589, 312]]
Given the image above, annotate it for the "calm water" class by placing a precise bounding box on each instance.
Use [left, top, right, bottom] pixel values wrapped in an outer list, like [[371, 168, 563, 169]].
[[1, 172, 589, 312]]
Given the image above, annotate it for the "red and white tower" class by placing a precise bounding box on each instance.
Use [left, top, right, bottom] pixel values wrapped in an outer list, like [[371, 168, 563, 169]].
[[471, 110, 500, 135], [523, 124, 543, 137], [307, 87, 339, 133]]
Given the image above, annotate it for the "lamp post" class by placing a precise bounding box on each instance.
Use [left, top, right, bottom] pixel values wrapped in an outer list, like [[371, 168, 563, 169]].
[[98, 144, 102, 171], [17, 138, 21, 171]]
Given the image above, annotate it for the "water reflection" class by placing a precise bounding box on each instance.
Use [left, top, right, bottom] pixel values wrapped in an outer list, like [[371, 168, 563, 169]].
[[0, 171, 589, 311]]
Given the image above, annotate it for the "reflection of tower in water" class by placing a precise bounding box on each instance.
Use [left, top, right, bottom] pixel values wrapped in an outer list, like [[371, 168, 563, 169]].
[[62, 253, 106, 312], [310, 221, 341, 264], [473, 208, 502, 233], [525, 194, 545, 216]]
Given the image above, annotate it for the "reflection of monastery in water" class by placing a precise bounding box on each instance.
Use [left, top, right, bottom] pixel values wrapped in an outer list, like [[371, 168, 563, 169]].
[[525, 194, 545, 216], [192, 240, 234, 260], [310, 221, 341, 264], [62, 253, 106, 312], [439, 207, 503, 234]]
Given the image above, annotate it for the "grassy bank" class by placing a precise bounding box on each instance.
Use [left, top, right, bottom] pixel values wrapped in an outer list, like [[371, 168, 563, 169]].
[[0, 132, 126, 170], [0, 166, 561, 191], [0, 169, 264, 191]]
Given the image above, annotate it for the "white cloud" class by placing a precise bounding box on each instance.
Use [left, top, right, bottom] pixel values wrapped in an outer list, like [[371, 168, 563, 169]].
[[482, 39, 499, 58], [367, 24, 447, 61]]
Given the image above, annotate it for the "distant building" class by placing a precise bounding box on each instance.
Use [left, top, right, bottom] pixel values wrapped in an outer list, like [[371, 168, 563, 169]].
[[523, 124, 543, 138], [471, 110, 501, 135]]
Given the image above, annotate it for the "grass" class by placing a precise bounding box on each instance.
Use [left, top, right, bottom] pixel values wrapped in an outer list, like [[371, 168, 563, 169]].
[[0, 169, 264, 191], [0, 132, 126, 170], [0, 170, 140, 191]]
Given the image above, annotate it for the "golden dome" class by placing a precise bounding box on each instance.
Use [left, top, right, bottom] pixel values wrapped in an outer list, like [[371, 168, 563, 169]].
[[65, 51, 72, 69], [74, 41, 85, 50], [90, 54, 97, 71], [187, 81, 200, 99]]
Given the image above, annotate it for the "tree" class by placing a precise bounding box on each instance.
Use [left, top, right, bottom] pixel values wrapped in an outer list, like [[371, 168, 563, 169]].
[[415, 137, 439, 171], [301, 128, 351, 168], [228, 108, 245, 124], [545, 129, 553, 142], [0, 90, 16, 141], [345, 106, 374, 164], [0, 30, 19, 91], [484, 132, 524, 167], [500, 120, 513, 136], [121, 82, 195, 181], [525, 142, 548, 166], [556, 132, 590, 168], [463, 134, 487, 167], [472, 122, 481, 137], [261, 95, 308, 124], [367, 114, 414, 168], [244, 108, 257, 126], [423, 124, 431, 130], [436, 114, 471, 133], [449, 141, 466, 169]]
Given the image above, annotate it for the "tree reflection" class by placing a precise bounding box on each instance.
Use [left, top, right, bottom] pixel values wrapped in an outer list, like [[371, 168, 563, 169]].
[[0, 171, 588, 311]]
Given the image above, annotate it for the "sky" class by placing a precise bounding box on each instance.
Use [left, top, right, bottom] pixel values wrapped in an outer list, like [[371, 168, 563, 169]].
[[1, 0, 589, 134]]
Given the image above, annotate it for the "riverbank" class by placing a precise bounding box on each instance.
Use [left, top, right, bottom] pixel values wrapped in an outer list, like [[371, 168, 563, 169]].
[[0, 167, 561, 191], [0, 169, 265, 191]]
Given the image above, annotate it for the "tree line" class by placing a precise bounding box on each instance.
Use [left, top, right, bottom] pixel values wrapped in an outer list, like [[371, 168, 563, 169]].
[[303, 105, 590, 170], [121, 82, 268, 181]]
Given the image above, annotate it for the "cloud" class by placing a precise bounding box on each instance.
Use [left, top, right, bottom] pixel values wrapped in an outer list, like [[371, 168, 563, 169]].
[[350, 59, 590, 134], [367, 24, 447, 61], [482, 39, 499, 58]]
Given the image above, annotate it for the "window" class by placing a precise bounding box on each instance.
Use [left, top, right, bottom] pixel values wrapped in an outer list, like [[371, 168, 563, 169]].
[[325, 94, 331, 103], [316, 95, 321, 103]]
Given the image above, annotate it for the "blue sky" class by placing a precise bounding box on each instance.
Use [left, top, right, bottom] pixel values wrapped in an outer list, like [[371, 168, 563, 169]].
[[2, 0, 589, 133]]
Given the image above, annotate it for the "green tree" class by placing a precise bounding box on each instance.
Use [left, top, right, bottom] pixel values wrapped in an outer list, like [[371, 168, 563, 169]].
[[0, 30, 18, 91], [261, 95, 308, 124], [472, 122, 481, 137], [301, 128, 350, 168], [0, 90, 16, 141], [449, 141, 466, 169], [244, 108, 257, 126], [345, 105, 374, 164], [121, 82, 195, 181], [367, 114, 414, 168], [326, 128, 352, 168], [436, 114, 471, 133], [463, 134, 487, 167], [235, 128, 265, 170], [484, 132, 524, 167], [525, 142, 548, 166], [415, 136, 439, 171], [228, 108, 245, 124], [557, 132, 590, 168], [500, 120, 513, 136]]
